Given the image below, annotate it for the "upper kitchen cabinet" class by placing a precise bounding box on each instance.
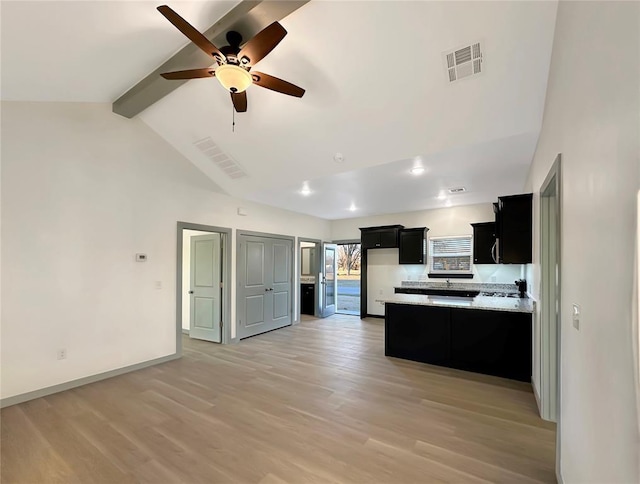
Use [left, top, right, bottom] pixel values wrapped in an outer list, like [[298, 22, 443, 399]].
[[360, 225, 404, 249], [471, 222, 496, 264], [399, 227, 428, 264], [495, 193, 533, 264]]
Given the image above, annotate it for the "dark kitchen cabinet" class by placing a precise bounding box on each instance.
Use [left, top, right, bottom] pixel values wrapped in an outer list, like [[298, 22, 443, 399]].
[[385, 304, 450, 366], [301, 284, 315, 315], [471, 222, 496, 264], [494, 193, 533, 264], [450, 308, 531, 381], [360, 225, 404, 249], [399, 227, 428, 264], [385, 303, 532, 381]]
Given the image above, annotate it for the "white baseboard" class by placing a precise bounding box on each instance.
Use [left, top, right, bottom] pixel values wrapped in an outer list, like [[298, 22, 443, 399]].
[[0, 353, 180, 408], [532, 377, 543, 416], [182, 328, 190, 335]]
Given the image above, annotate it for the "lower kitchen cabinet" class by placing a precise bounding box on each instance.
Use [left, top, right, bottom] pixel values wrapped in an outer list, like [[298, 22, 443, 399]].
[[301, 283, 315, 315], [385, 303, 532, 382], [385, 304, 449, 365], [450, 308, 531, 382]]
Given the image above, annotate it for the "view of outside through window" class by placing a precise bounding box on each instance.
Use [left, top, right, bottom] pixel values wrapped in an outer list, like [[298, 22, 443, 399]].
[[337, 243, 361, 315]]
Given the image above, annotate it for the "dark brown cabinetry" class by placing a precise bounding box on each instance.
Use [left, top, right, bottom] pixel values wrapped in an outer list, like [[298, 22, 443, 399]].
[[360, 225, 404, 249], [398, 227, 427, 264], [385, 304, 450, 365], [385, 303, 532, 381], [471, 222, 496, 264], [301, 284, 315, 315], [495, 193, 533, 264], [449, 308, 531, 381]]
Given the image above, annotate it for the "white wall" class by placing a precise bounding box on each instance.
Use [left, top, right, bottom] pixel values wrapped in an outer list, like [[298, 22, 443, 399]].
[[524, 2, 640, 482], [332, 204, 525, 316], [0, 101, 330, 400]]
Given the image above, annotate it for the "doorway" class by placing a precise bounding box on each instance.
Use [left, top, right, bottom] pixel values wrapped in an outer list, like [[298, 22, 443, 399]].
[[336, 241, 361, 316], [176, 222, 232, 353], [540, 154, 561, 425], [299, 239, 321, 319]]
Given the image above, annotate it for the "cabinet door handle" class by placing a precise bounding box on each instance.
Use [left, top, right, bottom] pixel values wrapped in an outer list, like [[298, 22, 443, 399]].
[[491, 242, 497, 263]]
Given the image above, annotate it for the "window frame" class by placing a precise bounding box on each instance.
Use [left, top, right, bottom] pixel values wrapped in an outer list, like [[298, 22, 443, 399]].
[[427, 234, 474, 279]]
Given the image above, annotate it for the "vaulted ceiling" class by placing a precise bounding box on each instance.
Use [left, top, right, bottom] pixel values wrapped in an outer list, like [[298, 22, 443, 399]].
[[1, 1, 558, 219]]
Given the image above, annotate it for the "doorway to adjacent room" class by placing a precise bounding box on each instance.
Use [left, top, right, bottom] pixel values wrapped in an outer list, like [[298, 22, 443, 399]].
[[176, 222, 232, 352], [336, 242, 361, 316]]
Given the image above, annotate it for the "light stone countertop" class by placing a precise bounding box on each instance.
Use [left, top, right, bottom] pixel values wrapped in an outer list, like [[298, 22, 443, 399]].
[[378, 293, 535, 314]]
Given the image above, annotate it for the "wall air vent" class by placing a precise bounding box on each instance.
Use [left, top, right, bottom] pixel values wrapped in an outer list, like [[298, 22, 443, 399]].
[[448, 187, 466, 194], [193, 137, 248, 180], [443, 41, 483, 83]]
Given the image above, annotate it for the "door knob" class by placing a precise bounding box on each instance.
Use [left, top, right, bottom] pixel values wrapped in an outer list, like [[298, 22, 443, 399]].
[[188, 291, 194, 294]]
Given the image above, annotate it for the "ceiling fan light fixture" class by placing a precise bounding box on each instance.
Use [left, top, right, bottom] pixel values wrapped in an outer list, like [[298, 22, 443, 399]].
[[216, 64, 252, 93]]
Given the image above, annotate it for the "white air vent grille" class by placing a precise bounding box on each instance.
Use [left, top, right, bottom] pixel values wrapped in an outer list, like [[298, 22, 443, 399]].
[[193, 137, 248, 180], [443, 41, 483, 83], [448, 187, 466, 194]]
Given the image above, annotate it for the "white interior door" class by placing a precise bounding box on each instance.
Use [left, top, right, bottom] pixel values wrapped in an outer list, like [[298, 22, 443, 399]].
[[321, 243, 338, 318], [189, 233, 222, 342]]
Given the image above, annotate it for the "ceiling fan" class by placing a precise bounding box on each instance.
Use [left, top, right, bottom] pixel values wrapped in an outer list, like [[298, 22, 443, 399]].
[[157, 5, 305, 113]]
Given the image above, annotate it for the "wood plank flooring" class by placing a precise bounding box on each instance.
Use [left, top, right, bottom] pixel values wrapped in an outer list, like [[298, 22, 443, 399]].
[[1, 315, 556, 483]]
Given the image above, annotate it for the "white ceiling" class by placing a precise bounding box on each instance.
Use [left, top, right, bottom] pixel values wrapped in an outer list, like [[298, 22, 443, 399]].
[[0, 1, 240, 102], [1, 1, 558, 220]]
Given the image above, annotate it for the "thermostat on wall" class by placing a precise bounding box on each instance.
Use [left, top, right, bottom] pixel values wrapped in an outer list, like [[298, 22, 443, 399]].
[[135, 253, 148, 262]]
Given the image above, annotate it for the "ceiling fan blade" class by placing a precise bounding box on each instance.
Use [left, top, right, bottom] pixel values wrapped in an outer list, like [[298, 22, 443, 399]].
[[238, 22, 287, 66], [160, 68, 215, 80], [157, 5, 224, 62], [251, 72, 305, 98], [231, 91, 247, 112]]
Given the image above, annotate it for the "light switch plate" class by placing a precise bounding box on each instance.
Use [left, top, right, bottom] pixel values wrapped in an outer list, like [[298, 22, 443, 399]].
[[572, 304, 581, 330]]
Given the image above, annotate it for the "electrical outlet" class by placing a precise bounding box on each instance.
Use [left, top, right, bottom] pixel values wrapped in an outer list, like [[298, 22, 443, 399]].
[[572, 304, 581, 330], [155, 281, 162, 290], [379, 289, 383, 295], [57, 349, 67, 360]]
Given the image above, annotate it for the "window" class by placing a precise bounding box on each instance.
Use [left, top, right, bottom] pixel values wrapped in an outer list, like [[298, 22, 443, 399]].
[[429, 235, 473, 276]]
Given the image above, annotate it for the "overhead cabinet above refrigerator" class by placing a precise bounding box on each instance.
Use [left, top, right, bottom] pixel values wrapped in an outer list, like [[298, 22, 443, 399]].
[[494, 193, 533, 264]]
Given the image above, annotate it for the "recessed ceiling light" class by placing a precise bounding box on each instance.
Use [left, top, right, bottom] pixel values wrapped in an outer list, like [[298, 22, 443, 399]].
[[444, 199, 453, 207], [410, 167, 425, 175], [300, 183, 311, 196], [436, 191, 447, 200], [349, 203, 357, 211]]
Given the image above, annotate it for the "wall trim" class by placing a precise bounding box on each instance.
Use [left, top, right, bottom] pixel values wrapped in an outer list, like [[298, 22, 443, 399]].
[[532, 377, 543, 416], [182, 328, 190, 335], [0, 353, 180, 409]]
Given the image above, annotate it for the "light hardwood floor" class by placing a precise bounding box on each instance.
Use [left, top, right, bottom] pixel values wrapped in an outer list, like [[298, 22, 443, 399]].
[[1, 315, 556, 483]]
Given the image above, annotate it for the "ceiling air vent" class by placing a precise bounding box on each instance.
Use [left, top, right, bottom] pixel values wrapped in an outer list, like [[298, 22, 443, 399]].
[[448, 187, 466, 194], [193, 137, 248, 180], [443, 41, 483, 83]]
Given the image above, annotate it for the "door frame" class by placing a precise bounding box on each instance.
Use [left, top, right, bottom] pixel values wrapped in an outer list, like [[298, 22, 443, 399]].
[[176, 222, 232, 355], [297, 237, 322, 320], [539, 154, 562, 478], [236, 230, 295, 335], [332, 239, 362, 316]]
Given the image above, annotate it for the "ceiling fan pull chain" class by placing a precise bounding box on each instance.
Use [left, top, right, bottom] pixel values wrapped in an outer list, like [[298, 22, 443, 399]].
[[232, 102, 235, 133]]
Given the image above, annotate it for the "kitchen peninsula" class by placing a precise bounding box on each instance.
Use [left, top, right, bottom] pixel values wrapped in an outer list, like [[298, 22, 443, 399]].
[[381, 283, 534, 382]]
